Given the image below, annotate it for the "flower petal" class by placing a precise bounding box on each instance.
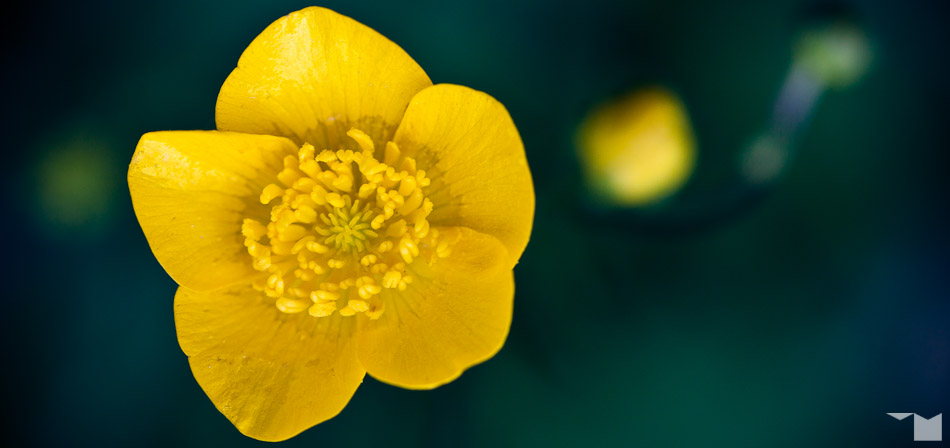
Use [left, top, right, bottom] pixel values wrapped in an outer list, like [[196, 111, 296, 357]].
[[357, 227, 513, 389], [216, 6, 432, 148], [393, 84, 534, 268], [176, 284, 365, 442], [128, 131, 293, 291]]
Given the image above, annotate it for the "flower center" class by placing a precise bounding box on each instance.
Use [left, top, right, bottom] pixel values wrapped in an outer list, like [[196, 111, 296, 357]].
[[242, 128, 454, 318], [323, 199, 377, 253]]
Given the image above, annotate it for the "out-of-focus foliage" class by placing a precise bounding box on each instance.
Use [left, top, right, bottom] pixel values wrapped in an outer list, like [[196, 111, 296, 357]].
[[795, 22, 871, 88], [34, 129, 119, 237]]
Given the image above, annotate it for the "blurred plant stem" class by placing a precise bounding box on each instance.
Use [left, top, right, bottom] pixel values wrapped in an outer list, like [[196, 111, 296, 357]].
[[742, 21, 871, 185]]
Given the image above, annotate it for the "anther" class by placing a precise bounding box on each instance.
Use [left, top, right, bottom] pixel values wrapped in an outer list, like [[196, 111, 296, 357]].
[[260, 184, 283, 204], [245, 127, 447, 319]]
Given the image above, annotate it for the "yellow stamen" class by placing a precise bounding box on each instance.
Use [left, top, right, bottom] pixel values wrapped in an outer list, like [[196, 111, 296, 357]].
[[244, 127, 449, 319]]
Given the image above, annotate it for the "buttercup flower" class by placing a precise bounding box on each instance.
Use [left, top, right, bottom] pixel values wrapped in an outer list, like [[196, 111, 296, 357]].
[[577, 88, 694, 206], [128, 7, 533, 441]]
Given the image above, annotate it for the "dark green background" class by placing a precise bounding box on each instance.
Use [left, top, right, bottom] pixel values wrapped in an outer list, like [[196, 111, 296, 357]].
[[4, 0, 947, 446]]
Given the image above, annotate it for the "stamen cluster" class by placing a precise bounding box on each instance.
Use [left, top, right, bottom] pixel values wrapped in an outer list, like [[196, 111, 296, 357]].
[[242, 129, 455, 318]]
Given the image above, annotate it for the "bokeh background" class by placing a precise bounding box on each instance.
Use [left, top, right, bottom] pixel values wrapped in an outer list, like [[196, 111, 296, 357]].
[[4, 0, 948, 446]]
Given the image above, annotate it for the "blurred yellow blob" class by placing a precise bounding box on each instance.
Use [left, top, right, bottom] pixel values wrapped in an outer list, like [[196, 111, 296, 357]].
[[577, 88, 696, 206]]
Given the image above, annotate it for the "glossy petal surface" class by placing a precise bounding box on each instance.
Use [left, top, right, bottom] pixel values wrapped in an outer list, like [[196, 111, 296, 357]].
[[357, 227, 513, 389], [393, 84, 534, 267], [128, 131, 294, 291], [176, 285, 365, 441], [216, 6, 432, 149]]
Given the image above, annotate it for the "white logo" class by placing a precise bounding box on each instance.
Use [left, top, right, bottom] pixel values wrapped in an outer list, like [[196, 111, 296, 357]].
[[888, 413, 942, 442]]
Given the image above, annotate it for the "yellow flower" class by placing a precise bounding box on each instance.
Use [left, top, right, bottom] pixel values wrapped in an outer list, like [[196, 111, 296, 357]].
[[127, 7, 533, 441], [576, 88, 695, 206]]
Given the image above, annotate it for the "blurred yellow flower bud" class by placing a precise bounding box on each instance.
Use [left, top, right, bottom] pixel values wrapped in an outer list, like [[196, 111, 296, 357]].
[[577, 88, 696, 206]]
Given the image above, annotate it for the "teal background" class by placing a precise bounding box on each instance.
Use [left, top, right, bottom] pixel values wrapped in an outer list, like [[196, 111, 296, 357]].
[[4, 0, 947, 446]]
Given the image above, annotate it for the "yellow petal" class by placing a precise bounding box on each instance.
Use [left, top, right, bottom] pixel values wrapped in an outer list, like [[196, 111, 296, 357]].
[[128, 131, 293, 291], [393, 84, 535, 268], [216, 6, 432, 149], [176, 284, 365, 442], [357, 227, 513, 389]]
